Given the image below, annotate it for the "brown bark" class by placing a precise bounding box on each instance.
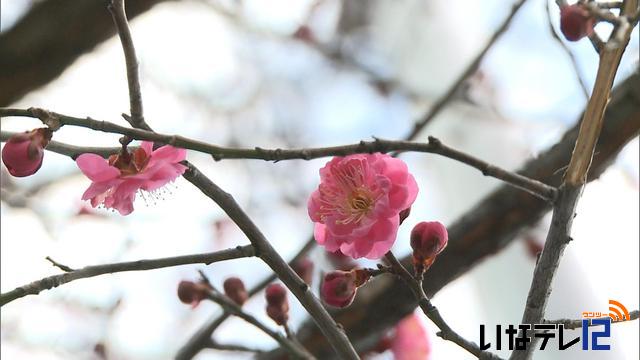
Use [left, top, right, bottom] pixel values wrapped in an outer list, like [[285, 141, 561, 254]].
[[0, 0, 171, 106]]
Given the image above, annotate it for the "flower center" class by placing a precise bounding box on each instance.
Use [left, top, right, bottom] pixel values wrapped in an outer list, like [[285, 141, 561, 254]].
[[317, 161, 382, 225], [109, 147, 150, 176]]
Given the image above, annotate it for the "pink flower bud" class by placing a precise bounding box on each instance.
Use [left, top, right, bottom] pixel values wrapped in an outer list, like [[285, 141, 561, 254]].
[[292, 257, 314, 284], [320, 269, 370, 308], [2, 128, 52, 177], [223, 277, 248, 306], [560, 4, 595, 41], [265, 284, 289, 325], [410, 222, 448, 274], [177, 280, 211, 308]]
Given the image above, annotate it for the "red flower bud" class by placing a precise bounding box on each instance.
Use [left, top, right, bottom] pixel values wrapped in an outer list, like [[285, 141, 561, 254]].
[[320, 269, 370, 308], [2, 128, 52, 177], [560, 4, 595, 42], [223, 277, 248, 306], [292, 257, 314, 284], [265, 284, 289, 325], [177, 280, 211, 308], [410, 221, 448, 274]]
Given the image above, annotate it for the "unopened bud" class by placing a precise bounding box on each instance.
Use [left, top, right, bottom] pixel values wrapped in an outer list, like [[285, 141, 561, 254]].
[[2, 128, 52, 177], [265, 284, 289, 325], [320, 269, 370, 308], [410, 221, 448, 275], [560, 4, 595, 42], [177, 280, 211, 308], [223, 277, 248, 306]]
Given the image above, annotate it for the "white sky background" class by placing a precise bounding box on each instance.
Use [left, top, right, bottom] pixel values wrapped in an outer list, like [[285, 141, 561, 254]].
[[1, 0, 638, 359]]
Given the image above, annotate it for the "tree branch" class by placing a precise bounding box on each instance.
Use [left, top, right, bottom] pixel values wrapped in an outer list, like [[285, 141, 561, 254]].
[[175, 236, 315, 360], [384, 252, 503, 359], [512, 2, 638, 358], [107, 0, 150, 130], [203, 287, 314, 359], [0, 109, 557, 201], [0, 245, 256, 307], [544, 310, 639, 330], [545, 0, 590, 99], [206, 341, 265, 354], [404, 0, 529, 140]]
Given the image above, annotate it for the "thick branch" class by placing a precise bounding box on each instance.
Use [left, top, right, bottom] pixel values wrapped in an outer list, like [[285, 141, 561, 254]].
[[0, 245, 255, 307], [512, 2, 638, 359], [0, 0, 170, 106], [0, 109, 556, 201]]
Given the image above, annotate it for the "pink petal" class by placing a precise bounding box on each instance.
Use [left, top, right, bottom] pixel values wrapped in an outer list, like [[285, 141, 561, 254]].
[[109, 179, 143, 215], [354, 216, 398, 259], [81, 180, 118, 201], [76, 154, 120, 182], [315, 223, 341, 253], [140, 141, 154, 155], [150, 144, 187, 164], [307, 190, 323, 223]]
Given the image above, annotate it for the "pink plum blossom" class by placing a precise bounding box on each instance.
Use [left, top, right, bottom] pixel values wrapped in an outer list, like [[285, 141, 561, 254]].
[[76, 141, 187, 215], [392, 313, 432, 360], [308, 153, 418, 259]]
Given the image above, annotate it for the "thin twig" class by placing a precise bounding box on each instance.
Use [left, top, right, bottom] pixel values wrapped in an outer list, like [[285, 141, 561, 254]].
[[383, 252, 503, 360], [204, 288, 314, 359], [107, 0, 150, 130], [206, 340, 266, 354], [404, 0, 529, 141], [0, 110, 557, 201], [45, 256, 75, 272], [597, 1, 624, 9], [546, 0, 590, 99], [511, 1, 638, 358], [0, 245, 256, 307], [544, 310, 639, 330], [175, 236, 315, 359]]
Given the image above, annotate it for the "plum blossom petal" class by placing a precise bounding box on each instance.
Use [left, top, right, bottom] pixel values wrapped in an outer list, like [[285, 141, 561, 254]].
[[76, 141, 187, 215], [308, 153, 418, 259], [76, 154, 120, 182]]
